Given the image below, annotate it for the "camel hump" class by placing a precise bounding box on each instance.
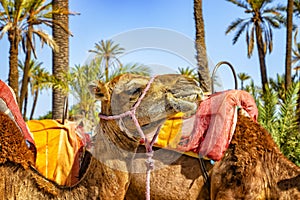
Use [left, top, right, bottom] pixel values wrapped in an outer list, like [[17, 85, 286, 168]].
[[0, 80, 35, 150]]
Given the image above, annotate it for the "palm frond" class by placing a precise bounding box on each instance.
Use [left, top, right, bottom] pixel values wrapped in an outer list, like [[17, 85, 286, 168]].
[[257, 85, 278, 134], [0, 21, 12, 39], [177, 66, 198, 80], [232, 20, 249, 44], [263, 15, 281, 29], [247, 25, 255, 57], [226, 0, 249, 9], [278, 82, 300, 138], [278, 82, 300, 163], [32, 29, 58, 51], [225, 18, 244, 35], [109, 63, 151, 80]]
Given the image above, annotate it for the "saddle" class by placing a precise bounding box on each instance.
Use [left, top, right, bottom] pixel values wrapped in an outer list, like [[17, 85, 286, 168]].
[[0, 80, 90, 186], [149, 89, 258, 161], [26, 119, 88, 186]]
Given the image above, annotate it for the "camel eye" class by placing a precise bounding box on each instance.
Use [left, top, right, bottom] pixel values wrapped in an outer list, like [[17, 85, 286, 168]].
[[127, 88, 142, 96], [96, 93, 105, 98], [126, 88, 142, 102]]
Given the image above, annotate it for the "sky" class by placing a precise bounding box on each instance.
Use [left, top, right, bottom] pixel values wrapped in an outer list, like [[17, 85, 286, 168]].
[[0, 0, 294, 118]]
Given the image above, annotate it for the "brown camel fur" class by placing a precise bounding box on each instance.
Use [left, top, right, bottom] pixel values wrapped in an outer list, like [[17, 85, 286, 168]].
[[210, 114, 300, 199], [125, 115, 300, 200], [0, 73, 299, 199]]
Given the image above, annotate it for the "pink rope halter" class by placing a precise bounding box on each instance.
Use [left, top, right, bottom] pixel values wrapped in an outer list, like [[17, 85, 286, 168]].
[[98, 75, 159, 200]]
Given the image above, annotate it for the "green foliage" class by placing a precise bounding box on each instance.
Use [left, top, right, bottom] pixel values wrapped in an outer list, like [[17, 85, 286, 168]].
[[245, 79, 261, 103], [177, 66, 198, 80], [109, 63, 152, 80], [257, 85, 279, 143], [277, 82, 300, 165], [62, 40, 151, 124], [246, 76, 300, 166], [65, 64, 100, 123], [37, 111, 52, 120], [238, 72, 251, 89]]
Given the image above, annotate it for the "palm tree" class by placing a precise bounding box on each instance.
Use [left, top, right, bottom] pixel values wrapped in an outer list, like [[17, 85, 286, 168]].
[[89, 39, 125, 82], [225, 0, 285, 92], [294, 0, 300, 17], [0, 0, 27, 101], [194, 0, 211, 93], [52, 0, 70, 120], [291, 30, 300, 130], [237, 72, 251, 90], [177, 66, 198, 80], [269, 74, 286, 101], [285, 0, 294, 89], [19, 0, 64, 112], [292, 30, 300, 67], [0, 0, 72, 110], [18, 59, 42, 118], [69, 64, 97, 121], [29, 65, 52, 120], [109, 62, 151, 80], [68, 62, 151, 122], [18, 59, 52, 119]]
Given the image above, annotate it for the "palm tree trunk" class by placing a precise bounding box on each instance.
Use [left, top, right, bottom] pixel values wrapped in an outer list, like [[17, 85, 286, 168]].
[[255, 24, 268, 92], [105, 58, 109, 82], [298, 90, 300, 132], [194, 0, 211, 93], [285, 0, 293, 89], [19, 28, 33, 112], [8, 31, 20, 103], [23, 89, 28, 119], [52, 0, 69, 119], [30, 89, 39, 120]]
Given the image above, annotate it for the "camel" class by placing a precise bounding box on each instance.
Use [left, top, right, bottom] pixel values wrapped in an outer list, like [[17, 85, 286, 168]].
[[89, 74, 300, 200], [0, 73, 299, 199]]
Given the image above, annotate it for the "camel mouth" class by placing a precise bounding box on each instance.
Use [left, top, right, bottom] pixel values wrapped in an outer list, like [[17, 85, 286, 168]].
[[173, 93, 202, 102], [167, 89, 203, 116]]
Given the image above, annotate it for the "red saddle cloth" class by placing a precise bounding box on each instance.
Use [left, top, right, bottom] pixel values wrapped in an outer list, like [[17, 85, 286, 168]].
[[177, 90, 258, 161], [0, 80, 89, 186], [0, 80, 35, 149]]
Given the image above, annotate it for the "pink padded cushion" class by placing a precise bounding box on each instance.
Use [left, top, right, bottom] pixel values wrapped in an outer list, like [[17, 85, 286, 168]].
[[177, 90, 258, 161]]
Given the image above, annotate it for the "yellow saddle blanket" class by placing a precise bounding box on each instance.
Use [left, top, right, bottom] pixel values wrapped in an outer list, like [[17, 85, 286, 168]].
[[153, 112, 199, 158], [27, 119, 84, 186]]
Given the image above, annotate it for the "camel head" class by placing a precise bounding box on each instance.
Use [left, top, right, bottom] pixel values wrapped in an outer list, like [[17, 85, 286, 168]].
[[89, 73, 203, 136]]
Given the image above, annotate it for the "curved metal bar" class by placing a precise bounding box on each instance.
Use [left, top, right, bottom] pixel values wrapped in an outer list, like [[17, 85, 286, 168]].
[[62, 96, 68, 125], [211, 61, 238, 93]]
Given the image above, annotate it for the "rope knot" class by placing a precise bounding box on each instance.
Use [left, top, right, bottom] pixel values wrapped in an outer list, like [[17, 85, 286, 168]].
[[145, 151, 154, 170]]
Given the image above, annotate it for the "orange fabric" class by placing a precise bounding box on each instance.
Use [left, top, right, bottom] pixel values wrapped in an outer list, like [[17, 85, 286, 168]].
[[156, 112, 183, 148], [151, 112, 199, 158], [27, 119, 83, 186]]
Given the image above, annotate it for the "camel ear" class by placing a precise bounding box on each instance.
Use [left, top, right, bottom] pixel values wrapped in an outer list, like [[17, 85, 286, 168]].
[[88, 81, 107, 100]]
